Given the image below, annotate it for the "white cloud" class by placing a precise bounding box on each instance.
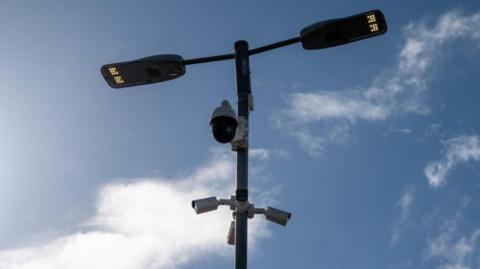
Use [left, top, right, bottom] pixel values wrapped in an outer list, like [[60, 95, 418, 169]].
[[250, 148, 271, 160], [250, 148, 289, 160], [398, 190, 414, 218], [277, 10, 480, 155], [391, 188, 415, 244], [424, 135, 480, 188], [382, 126, 412, 137], [286, 91, 389, 123], [426, 202, 480, 269], [290, 130, 326, 157], [427, 230, 480, 269], [0, 148, 277, 269]]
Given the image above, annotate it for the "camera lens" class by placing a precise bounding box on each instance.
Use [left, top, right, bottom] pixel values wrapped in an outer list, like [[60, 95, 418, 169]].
[[212, 117, 237, 143]]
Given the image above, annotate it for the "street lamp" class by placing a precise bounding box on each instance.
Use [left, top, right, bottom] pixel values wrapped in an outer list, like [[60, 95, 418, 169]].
[[300, 9, 387, 49], [100, 54, 185, 88], [101, 9, 387, 269]]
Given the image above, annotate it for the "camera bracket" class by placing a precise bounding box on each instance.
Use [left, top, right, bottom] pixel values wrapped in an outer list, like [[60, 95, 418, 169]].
[[230, 116, 248, 151], [194, 194, 290, 245]]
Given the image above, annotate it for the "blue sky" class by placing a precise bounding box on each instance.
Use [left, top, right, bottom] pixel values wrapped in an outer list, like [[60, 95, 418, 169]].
[[1, 1, 480, 268]]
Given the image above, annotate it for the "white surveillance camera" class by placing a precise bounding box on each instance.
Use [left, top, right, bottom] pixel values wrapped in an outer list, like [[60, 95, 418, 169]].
[[210, 100, 238, 144], [265, 207, 291, 226], [191, 197, 219, 214], [227, 220, 235, 245]]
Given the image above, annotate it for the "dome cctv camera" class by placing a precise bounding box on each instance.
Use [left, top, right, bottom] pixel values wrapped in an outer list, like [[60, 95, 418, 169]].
[[210, 100, 238, 144]]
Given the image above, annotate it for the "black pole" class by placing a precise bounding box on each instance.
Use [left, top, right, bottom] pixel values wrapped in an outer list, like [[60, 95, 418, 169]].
[[234, 40, 251, 269]]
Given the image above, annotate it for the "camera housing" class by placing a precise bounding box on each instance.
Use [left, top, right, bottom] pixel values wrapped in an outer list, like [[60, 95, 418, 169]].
[[265, 207, 292, 226], [191, 197, 219, 214], [227, 220, 235, 245], [210, 100, 238, 144]]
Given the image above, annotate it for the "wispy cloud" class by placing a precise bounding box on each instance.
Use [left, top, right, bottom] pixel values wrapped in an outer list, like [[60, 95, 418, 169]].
[[425, 199, 480, 269], [391, 187, 415, 244], [276, 10, 480, 155], [427, 230, 480, 269], [382, 126, 412, 137], [0, 148, 277, 269], [250, 147, 289, 160], [424, 135, 480, 188]]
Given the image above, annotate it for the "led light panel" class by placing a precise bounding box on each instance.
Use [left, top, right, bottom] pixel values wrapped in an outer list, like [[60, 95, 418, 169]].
[[101, 54, 185, 89], [300, 9, 387, 50]]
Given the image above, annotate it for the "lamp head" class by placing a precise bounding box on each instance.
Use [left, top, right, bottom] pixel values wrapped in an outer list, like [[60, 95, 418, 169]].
[[300, 9, 387, 50], [101, 54, 185, 88]]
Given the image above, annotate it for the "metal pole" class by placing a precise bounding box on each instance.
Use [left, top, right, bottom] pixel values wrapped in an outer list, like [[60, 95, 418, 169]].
[[234, 40, 251, 269]]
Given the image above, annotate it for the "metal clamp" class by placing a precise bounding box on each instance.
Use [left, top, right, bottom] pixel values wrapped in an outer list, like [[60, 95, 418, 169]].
[[230, 116, 248, 150]]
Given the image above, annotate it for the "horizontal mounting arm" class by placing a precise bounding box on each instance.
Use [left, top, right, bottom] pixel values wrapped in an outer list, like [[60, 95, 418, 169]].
[[182, 36, 301, 66], [253, 208, 266, 214], [183, 53, 235, 65], [249, 37, 300, 56]]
